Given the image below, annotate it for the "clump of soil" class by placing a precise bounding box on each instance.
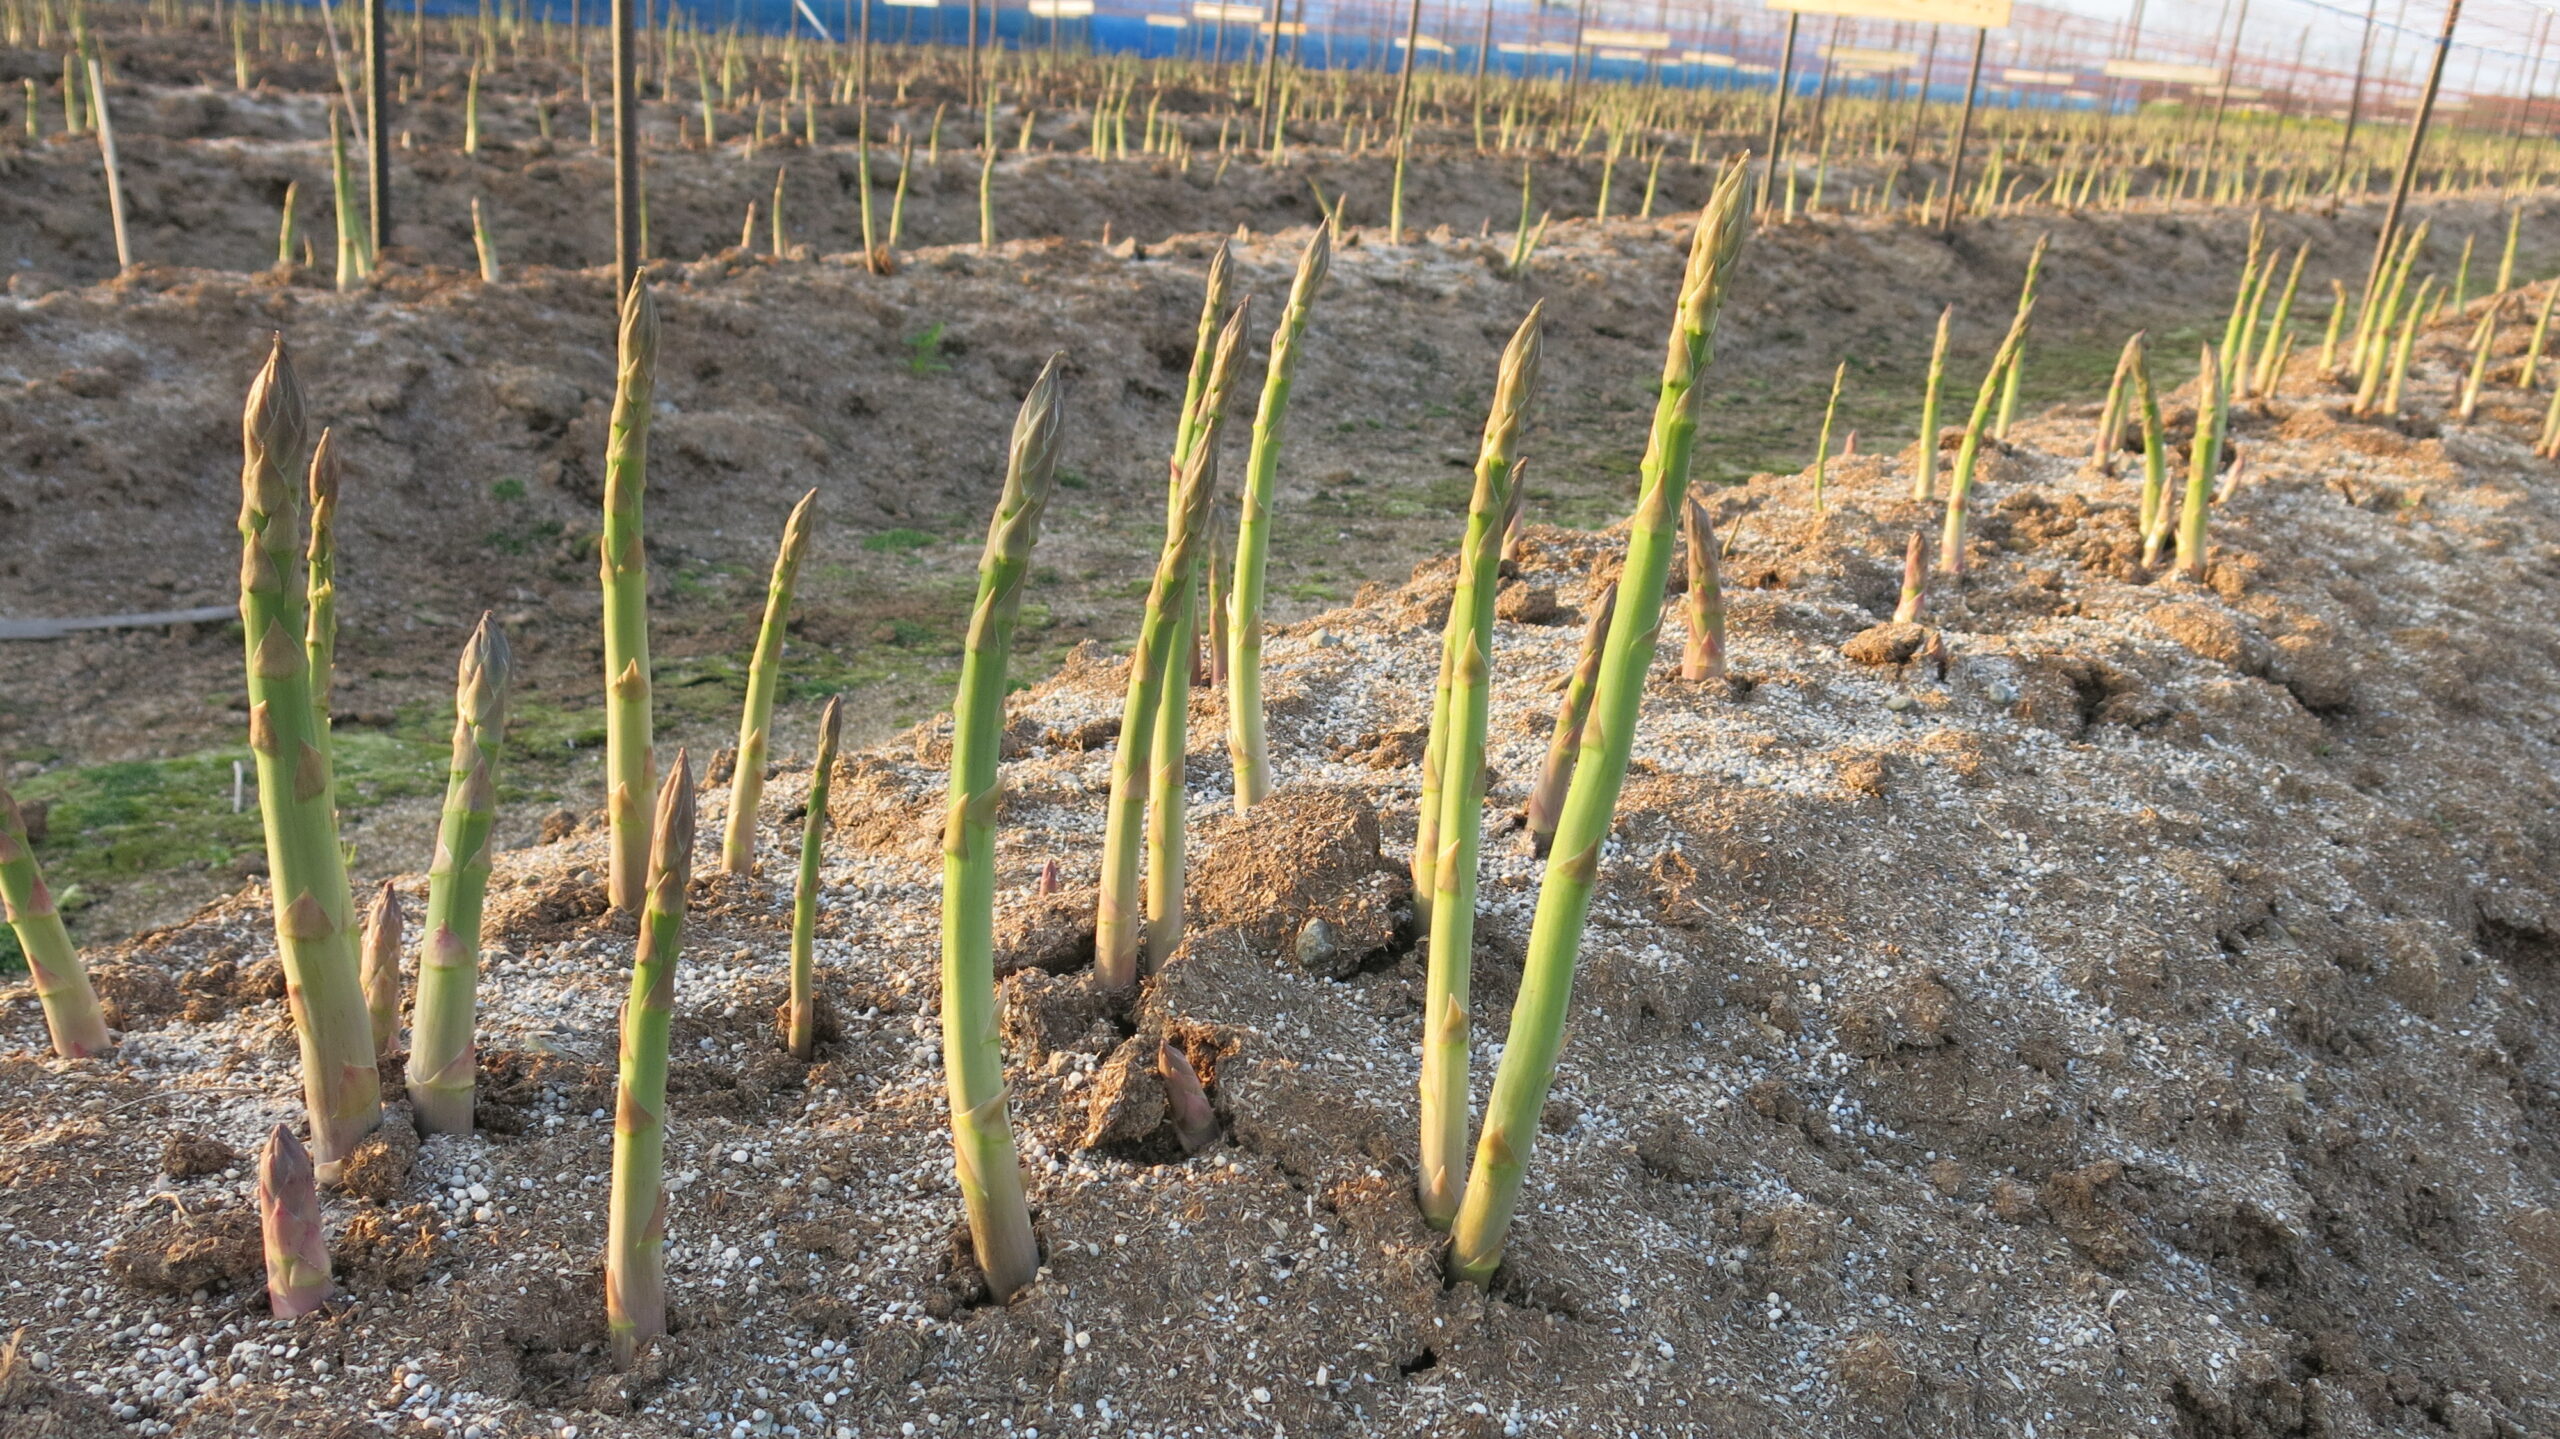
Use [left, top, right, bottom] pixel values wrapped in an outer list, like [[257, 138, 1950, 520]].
[[7, 289, 2560, 1437]]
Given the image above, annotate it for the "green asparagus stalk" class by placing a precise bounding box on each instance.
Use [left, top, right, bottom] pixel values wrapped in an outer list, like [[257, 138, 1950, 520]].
[[2381, 276, 2437, 419], [1912, 305, 1950, 501], [1522, 582, 1615, 859], [1450, 158, 1752, 1285], [0, 776, 110, 1059], [238, 337, 382, 1180], [359, 881, 401, 1058], [1226, 227, 1332, 814], [786, 697, 841, 1062], [1418, 305, 1545, 1233], [602, 278, 659, 913], [942, 360, 1067, 1303], [2219, 213, 2265, 387], [1810, 360, 1844, 513], [258, 1124, 331, 1319], [2520, 283, 2557, 390], [472, 196, 501, 283], [1991, 233, 2048, 441], [304, 429, 342, 746], [1936, 299, 2036, 578], [2174, 342, 2225, 583], [2130, 335, 2167, 538], [2093, 334, 2137, 474], [2458, 307, 2498, 421], [606, 753, 696, 1370], [2540, 375, 2560, 458], [276, 180, 300, 273], [1892, 530, 1928, 624], [330, 109, 361, 291], [406, 614, 512, 1135], [2497, 204, 2522, 295], [2318, 281, 2349, 375], [2250, 243, 2310, 397], [1679, 494, 1725, 682], [719, 489, 819, 874]]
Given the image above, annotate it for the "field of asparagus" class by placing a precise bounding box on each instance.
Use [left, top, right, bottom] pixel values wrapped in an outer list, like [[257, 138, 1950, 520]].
[[8, 1, 2560, 1435]]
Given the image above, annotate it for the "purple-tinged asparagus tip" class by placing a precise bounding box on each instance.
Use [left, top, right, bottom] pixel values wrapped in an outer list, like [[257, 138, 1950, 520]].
[[1036, 858, 1062, 898], [258, 1124, 332, 1319], [1157, 1040, 1219, 1154]]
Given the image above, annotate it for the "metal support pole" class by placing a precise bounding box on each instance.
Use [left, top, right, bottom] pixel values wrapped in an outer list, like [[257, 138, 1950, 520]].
[[2363, 0, 2463, 309], [1936, 26, 1985, 233], [366, 0, 389, 258], [1757, 10, 1798, 212], [612, 0, 639, 294]]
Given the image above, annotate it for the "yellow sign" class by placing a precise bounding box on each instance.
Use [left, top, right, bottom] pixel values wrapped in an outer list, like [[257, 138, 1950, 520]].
[[2100, 58, 2224, 86], [2000, 67, 2074, 86], [1766, 0, 2011, 26]]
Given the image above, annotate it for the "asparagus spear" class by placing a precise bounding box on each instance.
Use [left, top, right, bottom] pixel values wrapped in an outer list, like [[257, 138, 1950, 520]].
[[1679, 494, 1725, 683], [602, 279, 660, 913], [1418, 306, 1544, 1232], [258, 1124, 331, 1319], [786, 697, 841, 1061], [1158, 1040, 1218, 1154], [1912, 305, 1951, 501], [407, 615, 512, 1135], [2175, 343, 2226, 583], [606, 753, 695, 1369], [1892, 532, 1928, 624], [304, 429, 343, 747], [1991, 233, 2048, 441], [1097, 305, 1252, 989], [1226, 227, 1332, 813], [942, 360, 1068, 1302], [1449, 159, 1752, 1285], [359, 881, 401, 1059], [1936, 299, 2036, 578], [0, 776, 110, 1058], [238, 336, 382, 1180], [720, 489, 819, 874], [1522, 583, 1615, 859]]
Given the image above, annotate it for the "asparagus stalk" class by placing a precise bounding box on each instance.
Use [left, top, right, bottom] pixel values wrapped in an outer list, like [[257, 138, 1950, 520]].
[[606, 753, 696, 1370], [258, 1124, 331, 1319], [304, 430, 342, 746], [2130, 334, 2168, 538], [0, 776, 110, 1059], [1142, 250, 1241, 970], [1418, 306, 1545, 1232], [2519, 283, 2557, 390], [2458, 307, 2498, 421], [1157, 1040, 1218, 1154], [1912, 305, 1950, 501], [602, 279, 660, 913], [1226, 227, 1332, 814], [2250, 243, 2310, 397], [1935, 299, 2036, 578], [1522, 582, 1615, 859], [2174, 342, 2225, 583], [1679, 494, 1725, 682], [1891, 530, 1928, 624], [942, 360, 1068, 1303], [2381, 277, 2437, 420], [786, 697, 841, 1062], [238, 337, 382, 1180], [1450, 159, 1752, 1285], [359, 881, 401, 1059], [1810, 360, 1844, 513], [1991, 232, 2048, 441], [406, 615, 512, 1135], [1097, 303, 1251, 989], [719, 489, 819, 874], [2092, 334, 2138, 475]]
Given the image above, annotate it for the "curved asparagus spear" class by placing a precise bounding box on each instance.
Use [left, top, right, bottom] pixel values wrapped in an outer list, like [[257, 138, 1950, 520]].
[[0, 777, 110, 1058], [606, 753, 695, 1370], [359, 881, 401, 1059], [258, 1124, 331, 1319], [238, 337, 381, 1180], [1223, 224, 1331, 809], [1418, 305, 1543, 1232], [602, 278, 660, 913], [1450, 160, 1752, 1285], [943, 360, 1067, 1303], [407, 615, 512, 1135], [1097, 305, 1252, 989], [1522, 582, 1615, 859], [1991, 232, 2048, 441], [719, 490, 818, 874], [1226, 227, 1332, 814], [786, 697, 841, 1061], [1936, 298, 2035, 579], [1141, 250, 1240, 972], [304, 429, 342, 746]]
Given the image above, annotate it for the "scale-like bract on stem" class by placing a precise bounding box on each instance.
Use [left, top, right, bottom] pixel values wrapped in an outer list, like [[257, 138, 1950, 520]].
[[607, 755, 696, 1369], [787, 698, 842, 1061], [942, 360, 1067, 1302], [258, 1125, 331, 1319], [602, 279, 660, 913], [721, 489, 819, 874], [1417, 306, 1544, 1231], [1226, 228, 1332, 813], [0, 776, 110, 1059], [1522, 583, 1616, 859], [237, 337, 382, 1180], [407, 615, 512, 1135], [1449, 162, 1752, 1284]]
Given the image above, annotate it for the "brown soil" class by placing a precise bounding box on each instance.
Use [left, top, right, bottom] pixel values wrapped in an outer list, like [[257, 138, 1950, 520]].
[[5, 286, 2560, 1436]]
